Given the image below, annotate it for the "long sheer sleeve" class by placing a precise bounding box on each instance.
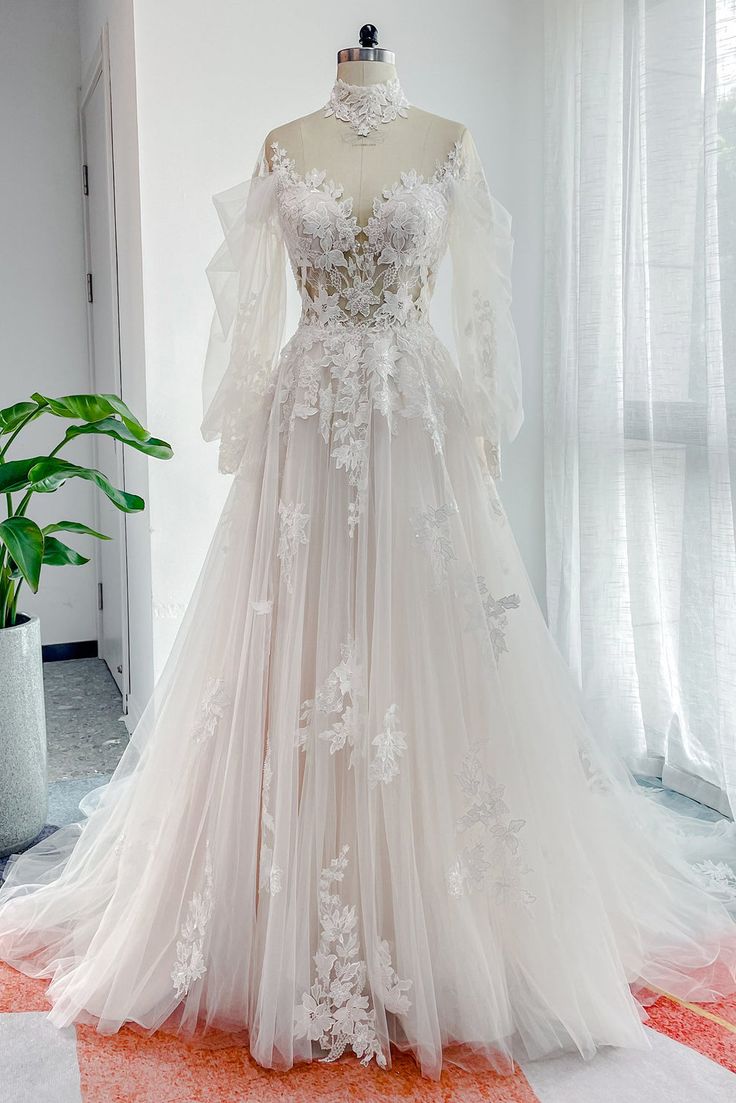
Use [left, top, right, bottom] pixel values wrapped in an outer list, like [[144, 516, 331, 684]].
[[201, 143, 287, 473], [449, 129, 523, 477]]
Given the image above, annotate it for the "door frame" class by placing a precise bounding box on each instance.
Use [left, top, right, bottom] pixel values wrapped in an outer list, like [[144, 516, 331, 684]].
[[79, 25, 131, 711]]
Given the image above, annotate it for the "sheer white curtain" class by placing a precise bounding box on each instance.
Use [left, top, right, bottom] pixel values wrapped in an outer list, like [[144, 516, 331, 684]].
[[544, 0, 736, 816]]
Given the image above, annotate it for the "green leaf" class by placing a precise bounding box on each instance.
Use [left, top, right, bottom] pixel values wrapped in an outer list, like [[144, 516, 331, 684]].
[[0, 456, 45, 494], [0, 518, 44, 592], [42, 536, 90, 567], [101, 395, 150, 441], [42, 521, 110, 540], [0, 401, 41, 435], [63, 417, 173, 460], [30, 393, 149, 440], [27, 458, 145, 513]]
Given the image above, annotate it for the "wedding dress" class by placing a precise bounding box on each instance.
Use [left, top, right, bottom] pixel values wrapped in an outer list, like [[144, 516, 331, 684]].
[[1, 77, 735, 1082]]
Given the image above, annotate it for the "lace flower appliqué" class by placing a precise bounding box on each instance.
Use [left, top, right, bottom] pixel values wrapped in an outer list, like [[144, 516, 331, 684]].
[[278, 501, 310, 594], [456, 567, 520, 664], [298, 645, 408, 787], [172, 842, 214, 997], [192, 676, 230, 744], [259, 738, 281, 895], [297, 637, 361, 761], [377, 938, 413, 1015], [410, 501, 459, 587], [369, 704, 407, 787], [324, 78, 410, 137], [294, 846, 411, 1067], [478, 579, 520, 662], [691, 859, 736, 901], [448, 747, 535, 908]]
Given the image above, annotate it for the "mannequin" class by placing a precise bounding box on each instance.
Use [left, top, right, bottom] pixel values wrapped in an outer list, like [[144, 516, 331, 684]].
[[265, 29, 465, 227], [264, 27, 487, 469]]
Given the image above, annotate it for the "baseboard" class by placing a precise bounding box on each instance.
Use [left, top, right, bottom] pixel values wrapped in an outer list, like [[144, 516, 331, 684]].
[[123, 693, 144, 735], [42, 640, 98, 663]]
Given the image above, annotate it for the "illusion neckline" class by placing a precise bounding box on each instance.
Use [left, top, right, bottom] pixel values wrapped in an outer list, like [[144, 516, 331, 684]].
[[269, 138, 464, 232], [324, 78, 410, 137]]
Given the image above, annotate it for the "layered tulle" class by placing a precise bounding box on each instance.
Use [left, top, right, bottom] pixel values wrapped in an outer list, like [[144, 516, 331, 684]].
[[1, 323, 735, 1079], [1, 124, 735, 1081]]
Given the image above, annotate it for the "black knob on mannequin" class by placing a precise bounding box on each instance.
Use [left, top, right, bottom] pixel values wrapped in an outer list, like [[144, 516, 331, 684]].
[[359, 24, 379, 48]]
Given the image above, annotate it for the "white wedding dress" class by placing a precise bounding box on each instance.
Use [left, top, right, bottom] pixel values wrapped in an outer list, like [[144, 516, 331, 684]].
[[1, 78, 735, 1082]]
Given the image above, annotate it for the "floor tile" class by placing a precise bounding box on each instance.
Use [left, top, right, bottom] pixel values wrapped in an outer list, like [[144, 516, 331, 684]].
[[0, 1011, 80, 1103], [521, 1026, 736, 1103]]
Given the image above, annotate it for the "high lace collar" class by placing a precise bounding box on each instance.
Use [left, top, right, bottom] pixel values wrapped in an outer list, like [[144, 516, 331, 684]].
[[324, 77, 410, 137]]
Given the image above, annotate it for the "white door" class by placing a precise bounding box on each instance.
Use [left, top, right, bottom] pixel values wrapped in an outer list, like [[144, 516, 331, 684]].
[[80, 37, 129, 703]]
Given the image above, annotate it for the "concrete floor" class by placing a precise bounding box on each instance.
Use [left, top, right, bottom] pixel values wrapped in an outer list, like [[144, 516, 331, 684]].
[[44, 659, 127, 827], [45, 659, 127, 781]]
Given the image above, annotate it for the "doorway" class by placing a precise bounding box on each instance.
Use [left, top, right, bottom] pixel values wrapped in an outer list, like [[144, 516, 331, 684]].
[[79, 29, 130, 707]]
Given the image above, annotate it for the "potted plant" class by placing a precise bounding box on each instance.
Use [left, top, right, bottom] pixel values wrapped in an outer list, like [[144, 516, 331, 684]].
[[0, 392, 172, 857]]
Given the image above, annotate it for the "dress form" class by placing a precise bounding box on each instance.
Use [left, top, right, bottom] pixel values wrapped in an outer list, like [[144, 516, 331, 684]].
[[265, 58, 465, 227]]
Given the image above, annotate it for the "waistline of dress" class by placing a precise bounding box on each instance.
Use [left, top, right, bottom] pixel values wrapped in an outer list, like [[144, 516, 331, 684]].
[[294, 315, 436, 337]]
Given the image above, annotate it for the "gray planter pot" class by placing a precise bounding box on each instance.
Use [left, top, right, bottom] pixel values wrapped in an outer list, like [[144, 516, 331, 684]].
[[0, 614, 48, 858]]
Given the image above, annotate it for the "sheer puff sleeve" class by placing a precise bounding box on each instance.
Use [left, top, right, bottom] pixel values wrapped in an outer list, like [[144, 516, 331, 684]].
[[201, 142, 287, 474], [449, 128, 523, 477]]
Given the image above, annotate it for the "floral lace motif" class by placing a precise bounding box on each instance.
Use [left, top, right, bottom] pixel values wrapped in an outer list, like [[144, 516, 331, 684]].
[[577, 742, 609, 793], [471, 290, 498, 407], [259, 737, 282, 896], [410, 501, 459, 587], [448, 746, 535, 908], [294, 846, 411, 1067], [369, 704, 408, 787], [691, 859, 736, 900], [482, 465, 507, 525], [277, 501, 310, 593], [192, 676, 230, 744], [297, 637, 362, 761], [217, 291, 275, 473], [172, 842, 214, 997], [478, 581, 520, 662], [270, 139, 464, 332], [250, 599, 273, 616], [279, 326, 448, 534], [324, 78, 410, 137], [455, 564, 520, 664], [297, 643, 408, 788], [377, 938, 413, 1015]]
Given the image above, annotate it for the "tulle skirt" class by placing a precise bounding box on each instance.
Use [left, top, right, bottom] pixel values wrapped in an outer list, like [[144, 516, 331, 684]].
[[1, 320, 735, 1081]]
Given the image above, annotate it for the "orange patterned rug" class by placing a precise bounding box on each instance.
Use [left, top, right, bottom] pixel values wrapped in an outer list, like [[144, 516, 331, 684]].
[[1, 962, 734, 1102]]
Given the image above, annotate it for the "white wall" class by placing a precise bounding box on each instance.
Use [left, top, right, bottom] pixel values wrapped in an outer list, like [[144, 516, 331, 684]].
[[78, 0, 153, 721], [131, 0, 547, 678], [0, 0, 96, 645]]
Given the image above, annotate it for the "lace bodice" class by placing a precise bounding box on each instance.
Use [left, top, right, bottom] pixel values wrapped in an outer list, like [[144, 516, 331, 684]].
[[270, 141, 465, 331], [202, 91, 523, 478]]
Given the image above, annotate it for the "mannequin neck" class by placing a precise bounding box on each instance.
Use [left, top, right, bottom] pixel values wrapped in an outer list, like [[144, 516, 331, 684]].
[[335, 60, 398, 86]]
